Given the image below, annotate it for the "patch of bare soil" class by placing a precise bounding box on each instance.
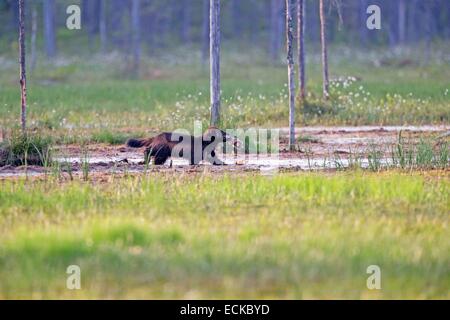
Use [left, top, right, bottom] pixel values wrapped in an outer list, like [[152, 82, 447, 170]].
[[0, 126, 448, 178]]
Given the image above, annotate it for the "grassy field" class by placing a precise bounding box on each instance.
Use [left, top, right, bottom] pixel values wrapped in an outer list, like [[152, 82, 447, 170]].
[[0, 45, 449, 300], [0, 46, 449, 145], [0, 171, 448, 299]]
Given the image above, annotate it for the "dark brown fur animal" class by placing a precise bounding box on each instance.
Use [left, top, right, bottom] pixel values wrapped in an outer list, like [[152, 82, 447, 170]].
[[127, 127, 237, 165]]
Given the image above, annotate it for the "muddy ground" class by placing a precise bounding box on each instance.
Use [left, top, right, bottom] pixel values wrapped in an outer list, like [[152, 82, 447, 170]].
[[0, 126, 449, 178]]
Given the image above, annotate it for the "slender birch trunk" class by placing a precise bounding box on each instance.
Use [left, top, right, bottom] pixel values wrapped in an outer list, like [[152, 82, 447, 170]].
[[297, 0, 305, 100], [209, 0, 221, 126], [286, 0, 296, 150], [19, 0, 27, 133], [319, 0, 329, 99]]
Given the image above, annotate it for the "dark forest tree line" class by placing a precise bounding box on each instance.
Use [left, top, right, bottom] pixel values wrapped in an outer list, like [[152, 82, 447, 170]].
[[1, 0, 449, 61]]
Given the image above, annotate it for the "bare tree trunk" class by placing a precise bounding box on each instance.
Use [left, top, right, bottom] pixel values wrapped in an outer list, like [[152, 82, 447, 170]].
[[31, 5, 37, 73], [297, 0, 305, 100], [99, 0, 107, 52], [131, 0, 141, 77], [286, 0, 296, 150], [19, 0, 27, 133], [319, 0, 329, 99], [202, 0, 210, 64], [43, 0, 56, 58], [209, 0, 221, 126]]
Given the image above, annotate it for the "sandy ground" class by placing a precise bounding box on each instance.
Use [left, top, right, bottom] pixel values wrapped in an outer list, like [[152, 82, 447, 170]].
[[0, 126, 449, 178]]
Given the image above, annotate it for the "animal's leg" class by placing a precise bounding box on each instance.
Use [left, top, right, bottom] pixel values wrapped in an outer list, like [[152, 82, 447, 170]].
[[153, 146, 170, 165], [154, 155, 169, 165]]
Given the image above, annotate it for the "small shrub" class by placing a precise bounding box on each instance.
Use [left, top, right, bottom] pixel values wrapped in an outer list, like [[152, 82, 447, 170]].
[[435, 141, 449, 169], [0, 132, 52, 167]]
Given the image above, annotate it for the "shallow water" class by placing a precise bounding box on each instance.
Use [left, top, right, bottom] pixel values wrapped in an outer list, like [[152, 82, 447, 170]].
[[279, 125, 450, 134], [0, 155, 393, 178], [48, 154, 391, 172], [0, 125, 447, 177]]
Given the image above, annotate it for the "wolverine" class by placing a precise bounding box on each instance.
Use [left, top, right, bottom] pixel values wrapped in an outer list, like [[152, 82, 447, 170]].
[[126, 127, 240, 165]]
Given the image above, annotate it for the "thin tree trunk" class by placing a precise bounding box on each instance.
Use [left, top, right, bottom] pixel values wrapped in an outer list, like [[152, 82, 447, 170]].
[[19, 0, 27, 133], [202, 0, 210, 64], [31, 5, 37, 73], [43, 0, 56, 58], [297, 0, 305, 100], [209, 0, 221, 126], [99, 0, 107, 52], [286, 0, 295, 150], [131, 0, 141, 77], [319, 0, 329, 99]]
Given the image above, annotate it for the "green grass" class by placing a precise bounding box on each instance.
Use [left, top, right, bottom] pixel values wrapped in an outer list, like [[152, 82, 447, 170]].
[[0, 132, 53, 166], [90, 129, 141, 145], [0, 172, 448, 299], [0, 46, 449, 145], [0, 45, 449, 299]]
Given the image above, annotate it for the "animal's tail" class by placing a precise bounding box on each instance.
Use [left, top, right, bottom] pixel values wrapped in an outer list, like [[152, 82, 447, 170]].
[[126, 137, 153, 148]]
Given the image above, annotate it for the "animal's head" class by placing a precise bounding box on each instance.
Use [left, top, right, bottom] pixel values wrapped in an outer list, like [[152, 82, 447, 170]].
[[203, 127, 241, 146]]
